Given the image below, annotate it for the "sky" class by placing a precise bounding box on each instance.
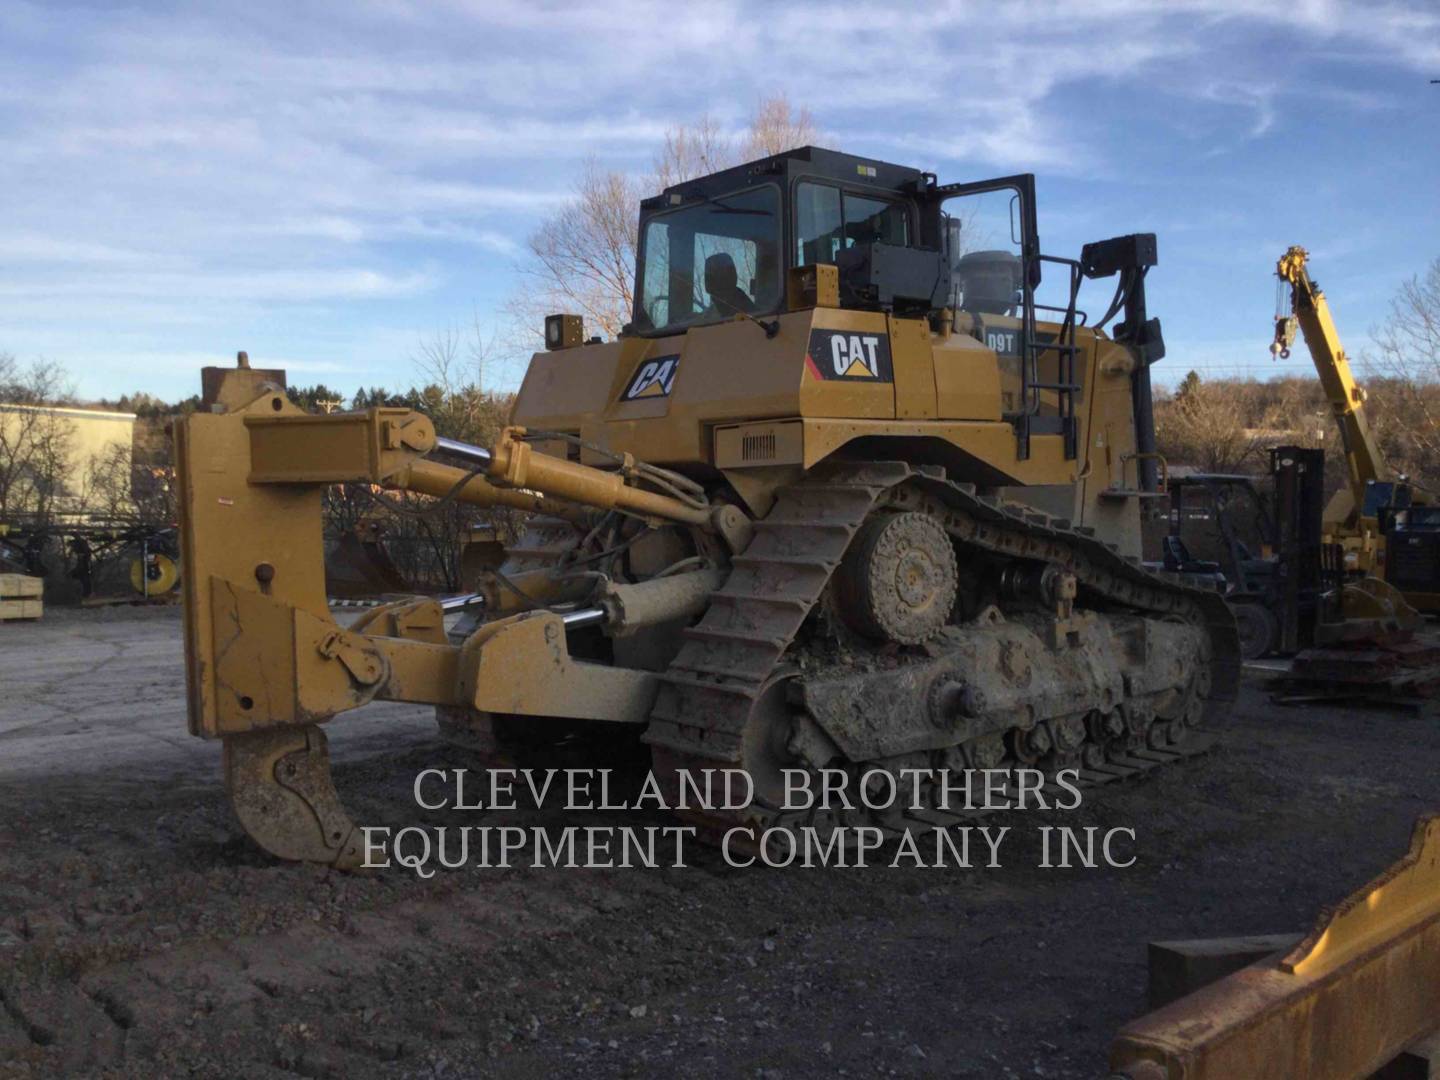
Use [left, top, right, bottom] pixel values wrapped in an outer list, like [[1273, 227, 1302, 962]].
[[1, 0, 1437, 404]]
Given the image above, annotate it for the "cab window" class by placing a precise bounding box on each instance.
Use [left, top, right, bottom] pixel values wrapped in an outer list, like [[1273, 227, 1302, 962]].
[[795, 181, 909, 266], [636, 185, 782, 334]]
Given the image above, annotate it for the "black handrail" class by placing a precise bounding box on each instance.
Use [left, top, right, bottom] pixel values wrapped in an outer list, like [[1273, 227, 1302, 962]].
[[1012, 254, 1083, 461]]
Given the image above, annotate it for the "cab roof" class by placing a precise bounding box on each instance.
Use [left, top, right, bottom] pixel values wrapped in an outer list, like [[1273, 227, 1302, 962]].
[[640, 146, 931, 210]]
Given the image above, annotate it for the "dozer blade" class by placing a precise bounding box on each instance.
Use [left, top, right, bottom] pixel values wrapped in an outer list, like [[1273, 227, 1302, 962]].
[[1109, 813, 1440, 1078], [223, 725, 363, 869]]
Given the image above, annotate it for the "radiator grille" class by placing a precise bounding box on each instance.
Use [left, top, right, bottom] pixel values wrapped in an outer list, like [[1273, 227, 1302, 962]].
[[741, 432, 777, 461]]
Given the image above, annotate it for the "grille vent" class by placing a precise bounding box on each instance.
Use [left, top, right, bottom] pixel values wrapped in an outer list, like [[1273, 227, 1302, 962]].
[[741, 432, 777, 461]]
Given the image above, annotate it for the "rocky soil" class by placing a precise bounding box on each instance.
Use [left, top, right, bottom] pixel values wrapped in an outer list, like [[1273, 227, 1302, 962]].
[[1, 607, 1436, 1078]]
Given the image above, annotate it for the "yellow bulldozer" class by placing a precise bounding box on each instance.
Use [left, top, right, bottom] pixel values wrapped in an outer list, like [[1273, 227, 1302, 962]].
[[174, 146, 1239, 866]]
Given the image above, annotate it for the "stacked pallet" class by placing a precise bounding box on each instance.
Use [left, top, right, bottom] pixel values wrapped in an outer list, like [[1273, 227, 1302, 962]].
[[0, 574, 43, 621], [1271, 637, 1440, 708]]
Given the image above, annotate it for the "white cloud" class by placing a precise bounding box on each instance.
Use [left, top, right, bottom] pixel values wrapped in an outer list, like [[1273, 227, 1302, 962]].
[[1199, 81, 1280, 141], [0, 268, 436, 303], [0, 0, 1433, 401], [0, 235, 184, 267]]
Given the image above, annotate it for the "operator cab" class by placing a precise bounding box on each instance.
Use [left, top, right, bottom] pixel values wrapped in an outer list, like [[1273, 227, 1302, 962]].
[[625, 145, 1161, 467], [627, 145, 1039, 336]]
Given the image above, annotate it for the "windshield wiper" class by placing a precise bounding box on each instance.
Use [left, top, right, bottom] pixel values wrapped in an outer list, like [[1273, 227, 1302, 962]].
[[708, 292, 780, 338]]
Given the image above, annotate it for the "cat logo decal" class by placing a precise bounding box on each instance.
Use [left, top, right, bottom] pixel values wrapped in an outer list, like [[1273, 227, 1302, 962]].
[[622, 354, 680, 400], [804, 330, 893, 381]]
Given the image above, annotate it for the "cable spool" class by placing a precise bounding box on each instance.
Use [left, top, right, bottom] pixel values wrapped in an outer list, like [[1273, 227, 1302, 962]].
[[130, 552, 180, 596]]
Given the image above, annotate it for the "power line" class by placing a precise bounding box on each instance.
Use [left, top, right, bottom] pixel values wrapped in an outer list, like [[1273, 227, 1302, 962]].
[[1161, 362, 1312, 371], [1154, 364, 1319, 376]]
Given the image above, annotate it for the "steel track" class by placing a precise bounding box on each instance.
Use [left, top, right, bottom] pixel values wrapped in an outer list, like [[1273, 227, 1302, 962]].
[[644, 459, 1240, 838]]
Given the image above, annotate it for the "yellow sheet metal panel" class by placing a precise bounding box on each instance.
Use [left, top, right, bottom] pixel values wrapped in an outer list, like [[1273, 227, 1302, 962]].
[[713, 420, 804, 469], [175, 403, 332, 737], [246, 408, 435, 483], [933, 333, 1002, 421], [964, 312, 1026, 416], [459, 611, 657, 723], [574, 317, 809, 466], [636, 316, 806, 461], [603, 334, 690, 425], [799, 308, 896, 420], [889, 316, 937, 420], [512, 336, 649, 433], [801, 418, 1076, 487], [509, 303, 1074, 489]]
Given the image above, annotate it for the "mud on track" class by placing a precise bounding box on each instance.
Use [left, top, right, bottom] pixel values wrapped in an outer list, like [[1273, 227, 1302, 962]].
[[1, 607, 1438, 1078]]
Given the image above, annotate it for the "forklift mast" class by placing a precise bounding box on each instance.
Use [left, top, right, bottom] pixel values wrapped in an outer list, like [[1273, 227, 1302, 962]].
[[1269, 446, 1326, 654]]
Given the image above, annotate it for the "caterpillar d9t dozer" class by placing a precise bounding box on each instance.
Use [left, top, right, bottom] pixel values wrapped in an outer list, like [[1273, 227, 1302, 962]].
[[176, 146, 1239, 866]]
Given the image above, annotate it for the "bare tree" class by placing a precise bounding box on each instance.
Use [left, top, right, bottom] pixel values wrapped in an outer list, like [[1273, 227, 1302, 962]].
[[412, 320, 515, 444], [650, 96, 817, 188], [76, 442, 134, 519], [516, 165, 641, 340], [1155, 372, 1304, 474], [653, 113, 731, 191], [415, 309, 517, 398], [0, 356, 76, 522], [306, 328, 526, 593], [1364, 258, 1440, 485], [515, 94, 818, 345], [740, 94, 816, 161]]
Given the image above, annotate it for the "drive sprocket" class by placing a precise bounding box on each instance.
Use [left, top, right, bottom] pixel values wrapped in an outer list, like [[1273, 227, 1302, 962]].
[[833, 510, 958, 645]]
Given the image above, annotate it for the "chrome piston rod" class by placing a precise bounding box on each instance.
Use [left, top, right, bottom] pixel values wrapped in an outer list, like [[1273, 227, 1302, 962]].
[[561, 607, 607, 629], [439, 592, 483, 612], [438, 591, 606, 629], [434, 436, 493, 466], [442, 564, 719, 632]]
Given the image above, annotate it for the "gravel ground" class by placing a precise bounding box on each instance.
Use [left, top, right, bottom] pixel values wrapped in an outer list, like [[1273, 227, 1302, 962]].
[[1, 606, 1436, 1078]]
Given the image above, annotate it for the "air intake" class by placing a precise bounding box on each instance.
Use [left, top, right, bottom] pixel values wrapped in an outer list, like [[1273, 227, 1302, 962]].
[[741, 432, 777, 461]]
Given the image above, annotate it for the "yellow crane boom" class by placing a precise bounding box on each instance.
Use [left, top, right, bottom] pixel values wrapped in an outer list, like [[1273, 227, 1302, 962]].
[[1271, 244, 1385, 534]]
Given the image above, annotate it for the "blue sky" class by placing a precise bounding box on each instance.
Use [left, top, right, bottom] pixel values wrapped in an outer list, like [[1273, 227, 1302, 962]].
[[1, 0, 1437, 404]]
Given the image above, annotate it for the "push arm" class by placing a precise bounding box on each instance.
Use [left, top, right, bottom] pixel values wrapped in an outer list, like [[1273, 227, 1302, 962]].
[[176, 383, 727, 740], [176, 377, 733, 867]]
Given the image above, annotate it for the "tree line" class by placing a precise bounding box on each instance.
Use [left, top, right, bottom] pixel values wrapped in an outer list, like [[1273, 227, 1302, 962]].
[[1156, 257, 1440, 497]]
